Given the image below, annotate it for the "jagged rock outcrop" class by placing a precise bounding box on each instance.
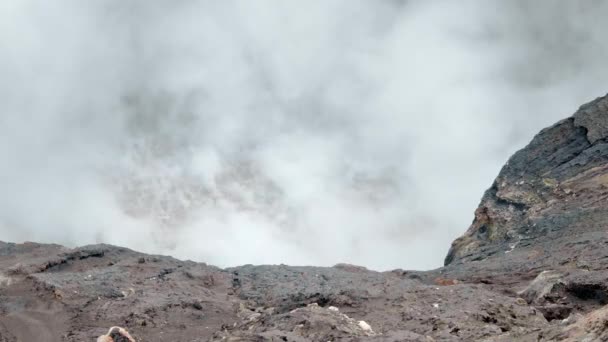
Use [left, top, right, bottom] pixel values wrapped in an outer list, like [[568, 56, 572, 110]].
[[446, 94, 608, 266], [1, 94, 608, 341]]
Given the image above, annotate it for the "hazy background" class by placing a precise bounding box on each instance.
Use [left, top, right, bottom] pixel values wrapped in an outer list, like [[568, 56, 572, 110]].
[[0, 1, 607, 270]]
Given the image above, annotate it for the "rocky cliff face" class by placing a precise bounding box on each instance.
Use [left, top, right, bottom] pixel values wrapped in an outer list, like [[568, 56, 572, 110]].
[[2, 94, 608, 341], [446, 93, 608, 267]]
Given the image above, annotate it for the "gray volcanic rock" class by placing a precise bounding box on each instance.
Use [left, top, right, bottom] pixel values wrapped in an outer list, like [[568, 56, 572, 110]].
[[3, 94, 608, 341], [446, 93, 608, 267], [0, 243, 550, 341], [0, 242, 238, 341]]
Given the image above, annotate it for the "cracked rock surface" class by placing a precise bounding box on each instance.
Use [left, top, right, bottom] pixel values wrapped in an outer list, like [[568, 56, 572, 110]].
[[2, 94, 608, 341]]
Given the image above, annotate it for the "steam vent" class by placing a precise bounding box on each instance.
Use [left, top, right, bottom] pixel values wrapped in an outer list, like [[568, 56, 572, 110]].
[[2, 94, 608, 341]]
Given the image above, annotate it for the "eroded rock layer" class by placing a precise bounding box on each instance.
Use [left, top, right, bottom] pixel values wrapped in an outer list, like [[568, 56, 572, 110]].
[[447, 93, 608, 267]]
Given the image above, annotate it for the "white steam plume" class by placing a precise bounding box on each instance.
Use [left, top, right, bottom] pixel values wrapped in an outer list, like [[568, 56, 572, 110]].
[[0, 1, 607, 270]]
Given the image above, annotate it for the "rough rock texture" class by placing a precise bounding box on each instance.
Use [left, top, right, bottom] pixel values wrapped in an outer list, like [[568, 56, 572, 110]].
[[2, 93, 608, 341], [446, 94, 608, 266]]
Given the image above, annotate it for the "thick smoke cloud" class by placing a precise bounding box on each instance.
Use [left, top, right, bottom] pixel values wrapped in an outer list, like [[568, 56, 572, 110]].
[[0, 1, 607, 270]]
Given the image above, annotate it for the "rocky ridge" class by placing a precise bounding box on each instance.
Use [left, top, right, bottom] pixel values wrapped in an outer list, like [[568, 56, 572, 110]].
[[2, 94, 608, 341]]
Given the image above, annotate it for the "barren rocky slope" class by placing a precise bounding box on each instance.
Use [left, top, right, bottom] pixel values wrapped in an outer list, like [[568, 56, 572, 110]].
[[2, 94, 608, 341]]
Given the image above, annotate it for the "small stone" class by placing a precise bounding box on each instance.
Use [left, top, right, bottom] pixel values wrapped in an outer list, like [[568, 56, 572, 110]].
[[247, 313, 261, 322], [434, 277, 459, 286], [518, 270, 563, 305], [358, 320, 372, 332], [97, 327, 135, 342]]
